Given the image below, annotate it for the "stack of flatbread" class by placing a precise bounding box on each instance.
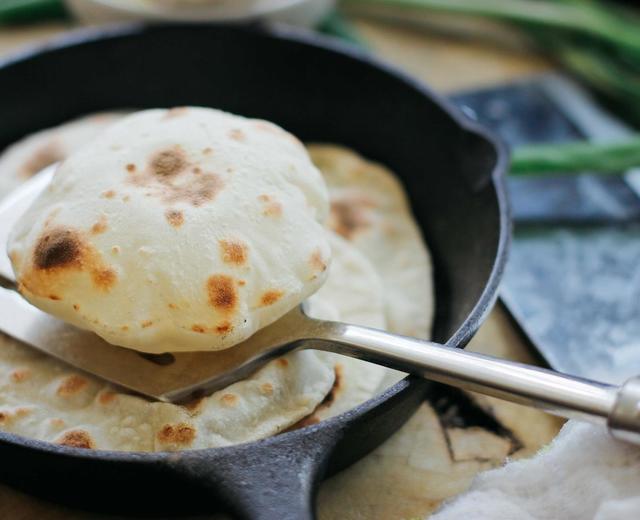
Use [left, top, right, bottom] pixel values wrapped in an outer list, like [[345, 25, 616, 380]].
[[0, 109, 434, 451]]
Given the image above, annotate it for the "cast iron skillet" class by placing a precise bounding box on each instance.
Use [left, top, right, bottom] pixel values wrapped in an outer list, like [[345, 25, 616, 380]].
[[0, 24, 509, 519]]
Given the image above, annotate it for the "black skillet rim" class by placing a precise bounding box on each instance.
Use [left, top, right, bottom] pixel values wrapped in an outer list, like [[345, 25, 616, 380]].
[[0, 22, 511, 462]]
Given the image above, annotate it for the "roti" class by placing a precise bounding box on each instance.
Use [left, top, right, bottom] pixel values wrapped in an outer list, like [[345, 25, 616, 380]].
[[9, 108, 331, 353], [0, 116, 435, 451]]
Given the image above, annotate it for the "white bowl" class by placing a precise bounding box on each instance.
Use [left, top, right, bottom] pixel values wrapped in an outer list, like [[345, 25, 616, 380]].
[[65, 0, 335, 27]]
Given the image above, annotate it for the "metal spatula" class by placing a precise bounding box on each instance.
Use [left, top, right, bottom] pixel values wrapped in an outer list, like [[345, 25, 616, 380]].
[[2, 167, 640, 444]]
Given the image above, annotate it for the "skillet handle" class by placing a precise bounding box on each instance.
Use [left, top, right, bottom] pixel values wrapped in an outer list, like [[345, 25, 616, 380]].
[[167, 427, 336, 520]]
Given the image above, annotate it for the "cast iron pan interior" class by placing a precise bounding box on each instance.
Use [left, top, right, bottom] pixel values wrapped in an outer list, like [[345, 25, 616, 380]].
[[0, 24, 509, 519]]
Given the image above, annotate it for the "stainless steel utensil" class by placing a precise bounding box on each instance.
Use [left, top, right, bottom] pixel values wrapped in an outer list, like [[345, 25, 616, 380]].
[[2, 167, 640, 443]]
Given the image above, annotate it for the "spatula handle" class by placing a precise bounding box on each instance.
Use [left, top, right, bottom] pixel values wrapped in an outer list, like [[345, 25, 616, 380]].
[[312, 321, 640, 444]]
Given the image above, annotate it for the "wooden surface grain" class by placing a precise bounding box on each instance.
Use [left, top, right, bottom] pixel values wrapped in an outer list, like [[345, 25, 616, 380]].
[[0, 17, 559, 519]]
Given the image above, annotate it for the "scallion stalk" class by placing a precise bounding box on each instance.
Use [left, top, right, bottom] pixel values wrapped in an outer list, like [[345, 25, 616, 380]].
[[511, 138, 640, 175]]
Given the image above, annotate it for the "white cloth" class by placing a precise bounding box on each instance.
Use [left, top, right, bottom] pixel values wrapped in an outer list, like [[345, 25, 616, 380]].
[[430, 301, 640, 520], [432, 421, 640, 519]]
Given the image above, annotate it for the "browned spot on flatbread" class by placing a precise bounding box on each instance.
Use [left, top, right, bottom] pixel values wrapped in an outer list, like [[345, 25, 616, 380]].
[[98, 391, 116, 405], [101, 190, 116, 199], [220, 393, 238, 407], [151, 147, 187, 177], [57, 430, 95, 449], [0, 408, 32, 423], [33, 228, 83, 271], [164, 107, 189, 119], [121, 325, 129, 331], [21, 226, 119, 299], [265, 202, 282, 217], [56, 375, 88, 397], [141, 320, 153, 328], [215, 321, 232, 335], [165, 209, 184, 228], [229, 129, 246, 141], [157, 423, 196, 445], [257, 194, 282, 217], [253, 121, 277, 133], [184, 396, 205, 413], [91, 267, 116, 291], [202, 147, 213, 155], [277, 358, 289, 368], [0, 408, 29, 424], [176, 174, 224, 207], [10, 369, 31, 383], [126, 163, 136, 173], [127, 146, 224, 207], [20, 140, 63, 178], [48, 294, 61, 301], [90, 216, 108, 235], [309, 249, 327, 273], [168, 303, 178, 310], [260, 382, 273, 396], [253, 120, 292, 138], [180, 322, 233, 336], [329, 197, 374, 239], [219, 240, 247, 266], [260, 290, 284, 306], [253, 121, 301, 146], [73, 304, 80, 311], [207, 275, 237, 313], [50, 418, 66, 428]]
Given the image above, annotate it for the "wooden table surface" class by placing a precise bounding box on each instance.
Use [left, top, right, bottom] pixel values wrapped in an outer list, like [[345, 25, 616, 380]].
[[0, 16, 561, 519]]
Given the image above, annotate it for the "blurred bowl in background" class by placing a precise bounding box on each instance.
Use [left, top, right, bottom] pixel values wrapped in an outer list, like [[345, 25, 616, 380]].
[[65, 0, 335, 26]]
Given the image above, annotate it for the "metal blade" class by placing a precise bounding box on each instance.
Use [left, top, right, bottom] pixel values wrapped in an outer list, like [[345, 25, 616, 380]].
[[0, 164, 56, 282], [0, 286, 304, 402]]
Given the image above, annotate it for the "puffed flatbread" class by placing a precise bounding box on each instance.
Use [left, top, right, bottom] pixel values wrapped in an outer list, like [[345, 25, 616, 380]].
[[9, 108, 331, 353]]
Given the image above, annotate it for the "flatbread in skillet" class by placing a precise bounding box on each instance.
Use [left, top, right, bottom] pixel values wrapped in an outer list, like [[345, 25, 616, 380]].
[[9, 108, 332, 354], [0, 230, 384, 450], [308, 144, 435, 340], [0, 112, 125, 200], [0, 116, 435, 451]]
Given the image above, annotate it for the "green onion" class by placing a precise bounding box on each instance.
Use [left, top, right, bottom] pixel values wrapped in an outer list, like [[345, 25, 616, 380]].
[[510, 138, 640, 176], [343, 0, 640, 175], [343, 0, 640, 119], [318, 9, 368, 47], [0, 0, 67, 24], [344, 0, 640, 57]]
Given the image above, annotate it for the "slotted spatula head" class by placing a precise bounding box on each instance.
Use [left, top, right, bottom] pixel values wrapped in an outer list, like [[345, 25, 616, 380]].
[[0, 166, 312, 402]]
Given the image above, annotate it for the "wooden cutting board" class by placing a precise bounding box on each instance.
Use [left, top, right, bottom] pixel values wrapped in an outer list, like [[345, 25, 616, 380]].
[[0, 17, 560, 519]]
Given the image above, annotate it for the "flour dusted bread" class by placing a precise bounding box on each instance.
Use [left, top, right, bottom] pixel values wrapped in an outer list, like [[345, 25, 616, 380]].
[[8, 108, 331, 353]]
